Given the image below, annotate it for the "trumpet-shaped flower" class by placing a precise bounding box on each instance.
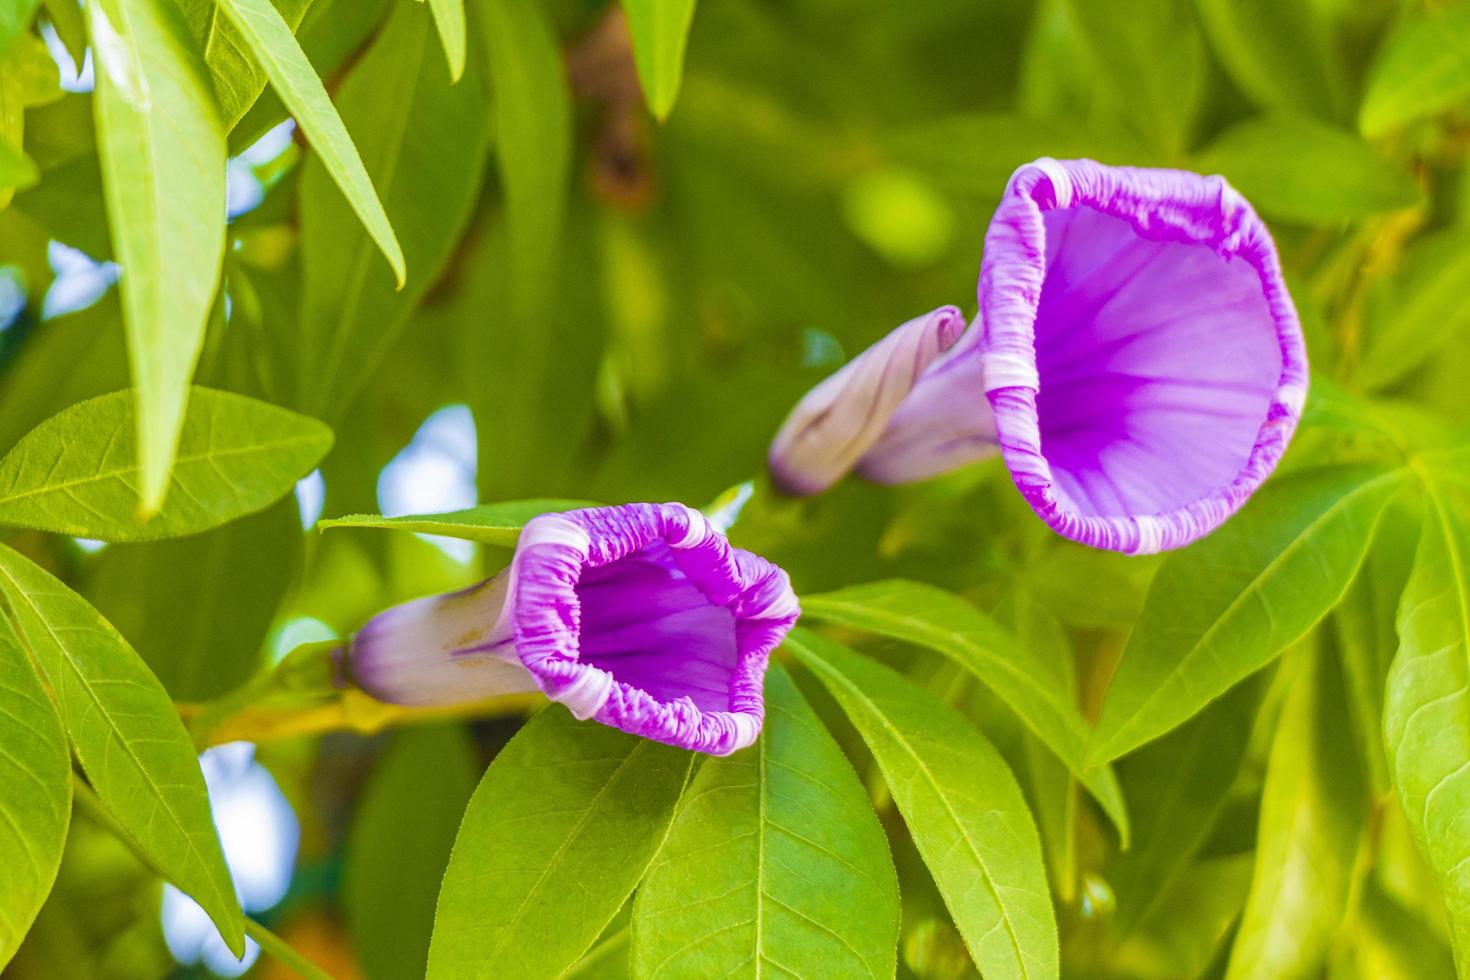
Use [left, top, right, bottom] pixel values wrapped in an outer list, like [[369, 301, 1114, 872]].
[[769, 158, 1307, 554], [346, 503, 800, 755]]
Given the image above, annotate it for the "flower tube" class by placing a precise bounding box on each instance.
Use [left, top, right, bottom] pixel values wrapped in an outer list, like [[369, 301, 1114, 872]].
[[344, 503, 800, 755], [769, 158, 1307, 554]]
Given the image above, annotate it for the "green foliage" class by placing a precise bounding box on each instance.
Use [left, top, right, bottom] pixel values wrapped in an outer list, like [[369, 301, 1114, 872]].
[[320, 498, 593, 545], [632, 666, 899, 977], [1361, 4, 1470, 137], [621, 0, 696, 121]]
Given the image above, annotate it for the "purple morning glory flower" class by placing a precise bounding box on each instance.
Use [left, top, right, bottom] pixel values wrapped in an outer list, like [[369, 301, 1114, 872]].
[[770, 158, 1308, 554], [346, 503, 800, 755]]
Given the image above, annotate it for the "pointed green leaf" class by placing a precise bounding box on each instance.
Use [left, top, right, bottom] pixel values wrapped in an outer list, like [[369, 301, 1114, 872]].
[[1226, 645, 1367, 979], [427, 707, 694, 979], [0, 387, 333, 542], [88, 0, 227, 514], [786, 628, 1058, 980], [41, 0, 87, 72], [1360, 5, 1470, 137], [0, 612, 70, 971], [802, 580, 1129, 845], [632, 666, 899, 977], [427, 0, 465, 81], [173, 0, 313, 129], [0, 544, 242, 954], [1193, 115, 1422, 223], [216, 0, 405, 284], [1091, 463, 1405, 762], [1385, 480, 1470, 974], [621, 0, 696, 121], [319, 499, 594, 545], [297, 0, 488, 420], [478, 0, 571, 313]]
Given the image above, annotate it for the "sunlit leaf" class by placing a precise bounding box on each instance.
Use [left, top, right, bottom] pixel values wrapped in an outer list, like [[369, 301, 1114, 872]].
[[1193, 115, 1422, 223], [88, 0, 226, 513], [0, 138, 38, 194], [0, 1, 41, 58], [786, 628, 1058, 980], [632, 666, 899, 977], [1384, 480, 1470, 974], [0, 31, 60, 208], [621, 0, 696, 121], [319, 498, 594, 545], [1226, 644, 1367, 978], [427, 0, 465, 81], [802, 579, 1129, 844], [174, 0, 313, 129], [1360, 5, 1470, 137], [0, 544, 242, 954], [0, 387, 332, 542], [0, 613, 70, 972], [427, 706, 694, 979], [1091, 463, 1405, 762], [216, 0, 405, 283]]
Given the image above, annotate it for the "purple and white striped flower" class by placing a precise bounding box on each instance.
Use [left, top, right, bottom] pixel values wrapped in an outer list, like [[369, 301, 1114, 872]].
[[345, 503, 800, 755], [769, 158, 1308, 554]]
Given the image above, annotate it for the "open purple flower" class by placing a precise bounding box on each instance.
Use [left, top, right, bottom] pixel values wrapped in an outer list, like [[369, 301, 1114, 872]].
[[769, 158, 1307, 554], [345, 503, 800, 755]]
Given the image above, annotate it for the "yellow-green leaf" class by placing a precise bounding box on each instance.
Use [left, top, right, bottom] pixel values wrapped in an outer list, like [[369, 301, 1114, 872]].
[[621, 0, 696, 121]]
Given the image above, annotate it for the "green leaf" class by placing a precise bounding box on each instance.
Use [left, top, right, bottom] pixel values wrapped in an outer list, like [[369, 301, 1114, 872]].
[[0, 544, 242, 954], [477, 0, 571, 313], [0, 30, 60, 209], [0, 137, 37, 194], [215, 0, 405, 284], [0, 387, 333, 542], [632, 666, 899, 977], [88, 0, 227, 514], [621, 0, 696, 121], [0, 0, 41, 58], [427, 706, 694, 979], [1358, 229, 1470, 391], [1384, 480, 1470, 974], [1193, 114, 1422, 224], [1226, 645, 1367, 979], [801, 580, 1129, 845], [1194, 0, 1345, 119], [174, 0, 313, 130], [0, 612, 71, 971], [1360, 5, 1470, 137], [427, 0, 465, 81], [344, 725, 479, 980], [319, 499, 594, 545], [90, 500, 302, 700], [41, 0, 87, 72], [1059, 0, 1204, 156], [1090, 463, 1405, 762], [296, 0, 489, 420], [1106, 676, 1262, 937], [786, 628, 1058, 980]]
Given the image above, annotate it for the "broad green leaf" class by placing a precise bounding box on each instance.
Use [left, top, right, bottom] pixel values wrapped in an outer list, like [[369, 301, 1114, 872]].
[[90, 500, 302, 700], [0, 296, 127, 451], [1106, 677, 1262, 937], [1360, 5, 1470, 137], [319, 499, 594, 545], [174, 0, 313, 130], [88, 0, 227, 514], [296, 0, 488, 420], [215, 0, 404, 284], [786, 629, 1058, 980], [632, 666, 899, 977], [802, 580, 1129, 844], [0, 544, 242, 953], [1193, 115, 1422, 224], [427, 706, 694, 979], [427, 0, 465, 81], [621, 0, 696, 121], [1384, 481, 1470, 974], [0, 1, 41, 58], [0, 613, 70, 971], [1226, 645, 1367, 979], [478, 0, 571, 313], [1090, 463, 1405, 762], [1358, 229, 1470, 391], [0, 387, 333, 542], [344, 725, 479, 980], [1059, 0, 1204, 156], [1194, 0, 1345, 119]]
